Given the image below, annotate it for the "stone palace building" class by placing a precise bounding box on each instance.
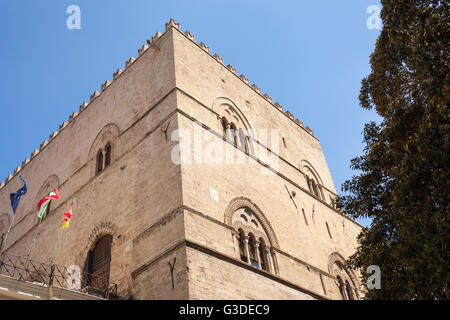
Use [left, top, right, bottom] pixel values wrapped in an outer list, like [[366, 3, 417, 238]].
[[0, 19, 363, 300]]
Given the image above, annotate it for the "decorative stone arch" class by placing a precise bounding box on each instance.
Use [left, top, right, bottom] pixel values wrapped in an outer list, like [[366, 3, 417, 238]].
[[32, 175, 60, 224], [81, 221, 117, 290], [212, 97, 256, 154], [85, 221, 117, 252], [225, 197, 280, 274], [328, 252, 360, 299], [300, 159, 325, 200], [212, 97, 254, 136], [224, 197, 279, 250], [87, 123, 120, 177], [300, 159, 324, 186]]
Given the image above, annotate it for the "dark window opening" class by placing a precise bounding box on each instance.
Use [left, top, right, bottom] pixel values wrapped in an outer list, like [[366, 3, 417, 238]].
[[345, 281, 355, 300], [238, 229, 247, 262], [85, 234, 112, 291], [104, 144, 111, 168], [96, 151, 104, 175]]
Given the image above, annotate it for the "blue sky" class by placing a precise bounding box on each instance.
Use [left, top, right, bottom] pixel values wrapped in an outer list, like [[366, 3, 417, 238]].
[[0, 0, 381, 227]]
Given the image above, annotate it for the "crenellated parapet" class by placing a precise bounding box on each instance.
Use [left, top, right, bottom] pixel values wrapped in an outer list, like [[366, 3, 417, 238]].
[[138, 44, 148, 56], [184, 30, 195, 42], [165, 18, 180, 31], [168, 19, 315, 140], [213, 54, 224, 65], [150, 31, 162, 43], [0, 18, 315, 190]]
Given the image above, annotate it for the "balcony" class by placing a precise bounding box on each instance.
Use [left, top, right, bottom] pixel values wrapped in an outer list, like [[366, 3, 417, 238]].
[[0, 253, 118, 300]]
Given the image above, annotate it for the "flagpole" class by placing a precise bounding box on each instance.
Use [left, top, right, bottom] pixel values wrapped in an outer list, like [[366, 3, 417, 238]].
[[25, 189, 60, 261], [51, 223, 64, 265], [53, 200, 73, 266], [0, 212, 17, 255], [1, 176, 27, 255], [25, 217, 43, 261]]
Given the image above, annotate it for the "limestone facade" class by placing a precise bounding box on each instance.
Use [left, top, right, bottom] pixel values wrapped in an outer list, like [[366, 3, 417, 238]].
[[0, 19, 363, 300]]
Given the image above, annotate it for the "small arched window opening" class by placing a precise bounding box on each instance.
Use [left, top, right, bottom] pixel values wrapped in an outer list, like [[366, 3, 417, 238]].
[[96, 143, 113, 176], [238, 229, 247, 263], [96, 150, 104, 175], [306, 175, 322, 200], [345, 280, 355, 300], [258, 238, 270, 272], [229, 122, 239, 148], [84, 234, 112, 291], [306, 176, 313, 194], [104, 144, 112, 168], [337, 275, 346, 300], [248, 234, 259, 268], [311, 180, 320, 198], [221, 117, 230, 140]]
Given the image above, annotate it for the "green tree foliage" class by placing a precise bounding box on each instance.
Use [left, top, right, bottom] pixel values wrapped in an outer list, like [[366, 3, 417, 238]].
[[338, 0, 449, 299]]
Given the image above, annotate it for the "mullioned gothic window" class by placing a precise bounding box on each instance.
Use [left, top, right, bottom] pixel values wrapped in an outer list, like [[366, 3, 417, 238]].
[[96, 143, 112, 175], [328, 253, 359, 300], [221, 116, 251, 154], [214, 97, 255, 157], [232, 207, 275, 273], [306, 175, 322, 199]]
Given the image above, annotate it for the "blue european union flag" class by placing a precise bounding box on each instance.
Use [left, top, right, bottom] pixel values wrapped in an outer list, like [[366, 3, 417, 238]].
[[10, 176, 27, 215]]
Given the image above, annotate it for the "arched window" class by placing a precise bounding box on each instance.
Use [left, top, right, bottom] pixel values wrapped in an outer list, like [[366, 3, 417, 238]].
[[95, 143, 112, 176], [222, 117, 233, 143], [229, 201, 278, 274], [259, 238, 270, 272], [85, 234, 112, 291], [337, 275, 346, 299], [89, 124, 119, 178], [248, 234, 259, 268], [238, 228, 247, 263], [221, 116, 252, 154], [229, 122, 239, 148], [96, 150, 104, 175], [345, 280, 355, 300], [306, 175, 322, 200], [328, 253, 360, 300], [104, 144, 111, 168]]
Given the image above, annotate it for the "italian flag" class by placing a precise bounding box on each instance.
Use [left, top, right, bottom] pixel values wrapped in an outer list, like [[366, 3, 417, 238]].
[[37, 188, 60, 221], [62, 202, 73, 230]]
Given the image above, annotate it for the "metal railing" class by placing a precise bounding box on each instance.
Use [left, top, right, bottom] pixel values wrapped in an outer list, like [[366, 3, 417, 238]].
[[0, 253, 118, 300]]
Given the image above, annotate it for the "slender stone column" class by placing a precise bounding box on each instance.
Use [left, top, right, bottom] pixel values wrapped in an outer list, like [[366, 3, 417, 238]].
[[226, 124, 233, 143], [231, 230, 240, 260], [243, 236, 250, 264], [255, 241, 261, 268], [102, 150, 106, 169]]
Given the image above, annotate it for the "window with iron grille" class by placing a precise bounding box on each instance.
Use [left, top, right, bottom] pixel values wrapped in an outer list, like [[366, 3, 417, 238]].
[[84, 234, 112, 291]]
